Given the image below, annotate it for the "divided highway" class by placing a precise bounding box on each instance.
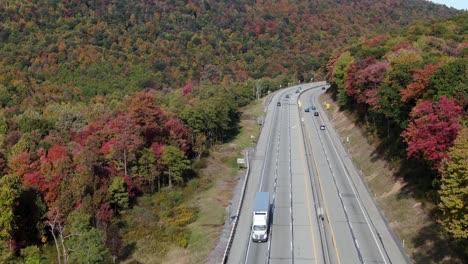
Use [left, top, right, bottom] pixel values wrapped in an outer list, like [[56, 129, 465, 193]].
[[226, 82, 408, 264]]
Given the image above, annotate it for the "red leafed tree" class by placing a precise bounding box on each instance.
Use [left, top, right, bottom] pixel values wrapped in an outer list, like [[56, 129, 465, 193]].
[[182, 82, 193, 97], [103, 113, 142, 177], [23, 171, 46, 190], [402, 96, 463, 170], [128, 92, 166, 144], [36, 146, 71, 206], [345, 57, 376, 101], [356, 60, 388, 88], [97, 202, 114, 224], [355, 60, 389, 106], [165, 117, 191, 153], [8, 152, 32, 177], [401, 62, 444, 102], [72, 119, 106, 146], [47, 145, 69, 163]]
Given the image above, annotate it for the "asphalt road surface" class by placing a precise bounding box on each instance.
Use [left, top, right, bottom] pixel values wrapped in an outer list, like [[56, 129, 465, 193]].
[[227, 82, 408, 264]]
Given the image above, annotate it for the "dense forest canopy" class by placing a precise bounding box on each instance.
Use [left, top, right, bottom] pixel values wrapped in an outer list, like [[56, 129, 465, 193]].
[[0, 0, 460, 101], [0, 0, 464, 262]]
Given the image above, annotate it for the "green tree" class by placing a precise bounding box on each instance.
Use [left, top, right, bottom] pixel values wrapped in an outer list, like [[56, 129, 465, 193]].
[[131, 148, 158, 193], [0, 241, 15, 263], [332, 52, 354, 106], [162, 146, 190, 188], [427, 58, 468, 116], [0, 174, 20, 248], [20, 245, 44, 264], [438, 128, 468, 239], [66, 210, 111, 264], [0, 112, 7, 147], [108, 177, 128, 213]]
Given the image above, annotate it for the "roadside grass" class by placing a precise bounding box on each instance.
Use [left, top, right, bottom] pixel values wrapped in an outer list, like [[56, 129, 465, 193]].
[[319, 93, 464, 263]]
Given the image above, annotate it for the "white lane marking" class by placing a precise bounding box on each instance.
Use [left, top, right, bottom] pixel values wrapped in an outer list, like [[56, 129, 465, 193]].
[[244, 232, 252, 263], [258, 92, 283, 190]]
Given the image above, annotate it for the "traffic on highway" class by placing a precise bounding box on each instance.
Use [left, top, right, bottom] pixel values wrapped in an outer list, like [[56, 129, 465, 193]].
[[226, 82, 408, 264]]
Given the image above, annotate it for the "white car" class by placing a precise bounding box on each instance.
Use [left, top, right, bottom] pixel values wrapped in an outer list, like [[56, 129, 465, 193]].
[[320, 125, 326, 130]]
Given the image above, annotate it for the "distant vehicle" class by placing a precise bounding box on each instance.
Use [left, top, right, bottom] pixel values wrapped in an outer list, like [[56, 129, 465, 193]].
[[277, 102, 281, 106], [311, 106, 317, 110], [285, 94, 290, 98], [295, 90, 300, 94], [322, 87, 326, 90], [314, 112, 319, 116], [320, 125, 326, 130], [252, 192, 270, 242], [305, 108, 310, 112]]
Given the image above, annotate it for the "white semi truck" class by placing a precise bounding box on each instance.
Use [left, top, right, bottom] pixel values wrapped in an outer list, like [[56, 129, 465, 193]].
[[252, 192, 270, 242]]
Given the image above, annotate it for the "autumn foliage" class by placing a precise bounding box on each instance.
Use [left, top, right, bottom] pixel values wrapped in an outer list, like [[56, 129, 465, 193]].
[[326, 14, 467, 241], [401, 62, 444, 102], [402, 97, 462, 169]]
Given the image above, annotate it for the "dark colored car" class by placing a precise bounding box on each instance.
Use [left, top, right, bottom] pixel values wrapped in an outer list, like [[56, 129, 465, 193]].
[[320, 125, 326, 130], [322, 87, 326, 90], [277, 102, 281, 106], [295, 90, 300, 93], [314, 112, 319, 116], [305, 108, 310, 112], [285, 94, 290, 98], [311, 106, 317, 110]]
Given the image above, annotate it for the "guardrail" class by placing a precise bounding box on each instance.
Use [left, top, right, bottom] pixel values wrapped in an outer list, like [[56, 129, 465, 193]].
[[221, 149, 251, 264]]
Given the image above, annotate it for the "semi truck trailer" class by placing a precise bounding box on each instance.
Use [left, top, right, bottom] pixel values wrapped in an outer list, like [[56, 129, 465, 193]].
[[252, 192, 270, 242]]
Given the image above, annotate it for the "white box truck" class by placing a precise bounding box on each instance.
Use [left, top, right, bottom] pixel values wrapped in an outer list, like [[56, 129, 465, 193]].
[[252, 192, 270, 242]]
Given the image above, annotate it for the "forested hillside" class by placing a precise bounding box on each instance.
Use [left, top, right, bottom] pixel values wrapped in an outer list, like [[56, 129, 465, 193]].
[[0, 0, 463, 263], [0, 0, 460, 101], [326, 14, 467, 242]]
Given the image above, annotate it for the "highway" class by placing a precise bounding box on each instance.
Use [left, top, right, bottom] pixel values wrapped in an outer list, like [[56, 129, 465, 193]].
[[226, 82, 408, 264]]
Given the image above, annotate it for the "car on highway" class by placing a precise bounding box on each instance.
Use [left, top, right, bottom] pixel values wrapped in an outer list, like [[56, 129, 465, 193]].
[[320, 125, 326, 130], [277, 102, 281, 106], [322, 87, 326, 90], [311, 106, 316, 110], [295, 90, 300, 94], [305, 107, 310, 112], [314, 112, 319, 116], [285, 94, 290, 98]]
